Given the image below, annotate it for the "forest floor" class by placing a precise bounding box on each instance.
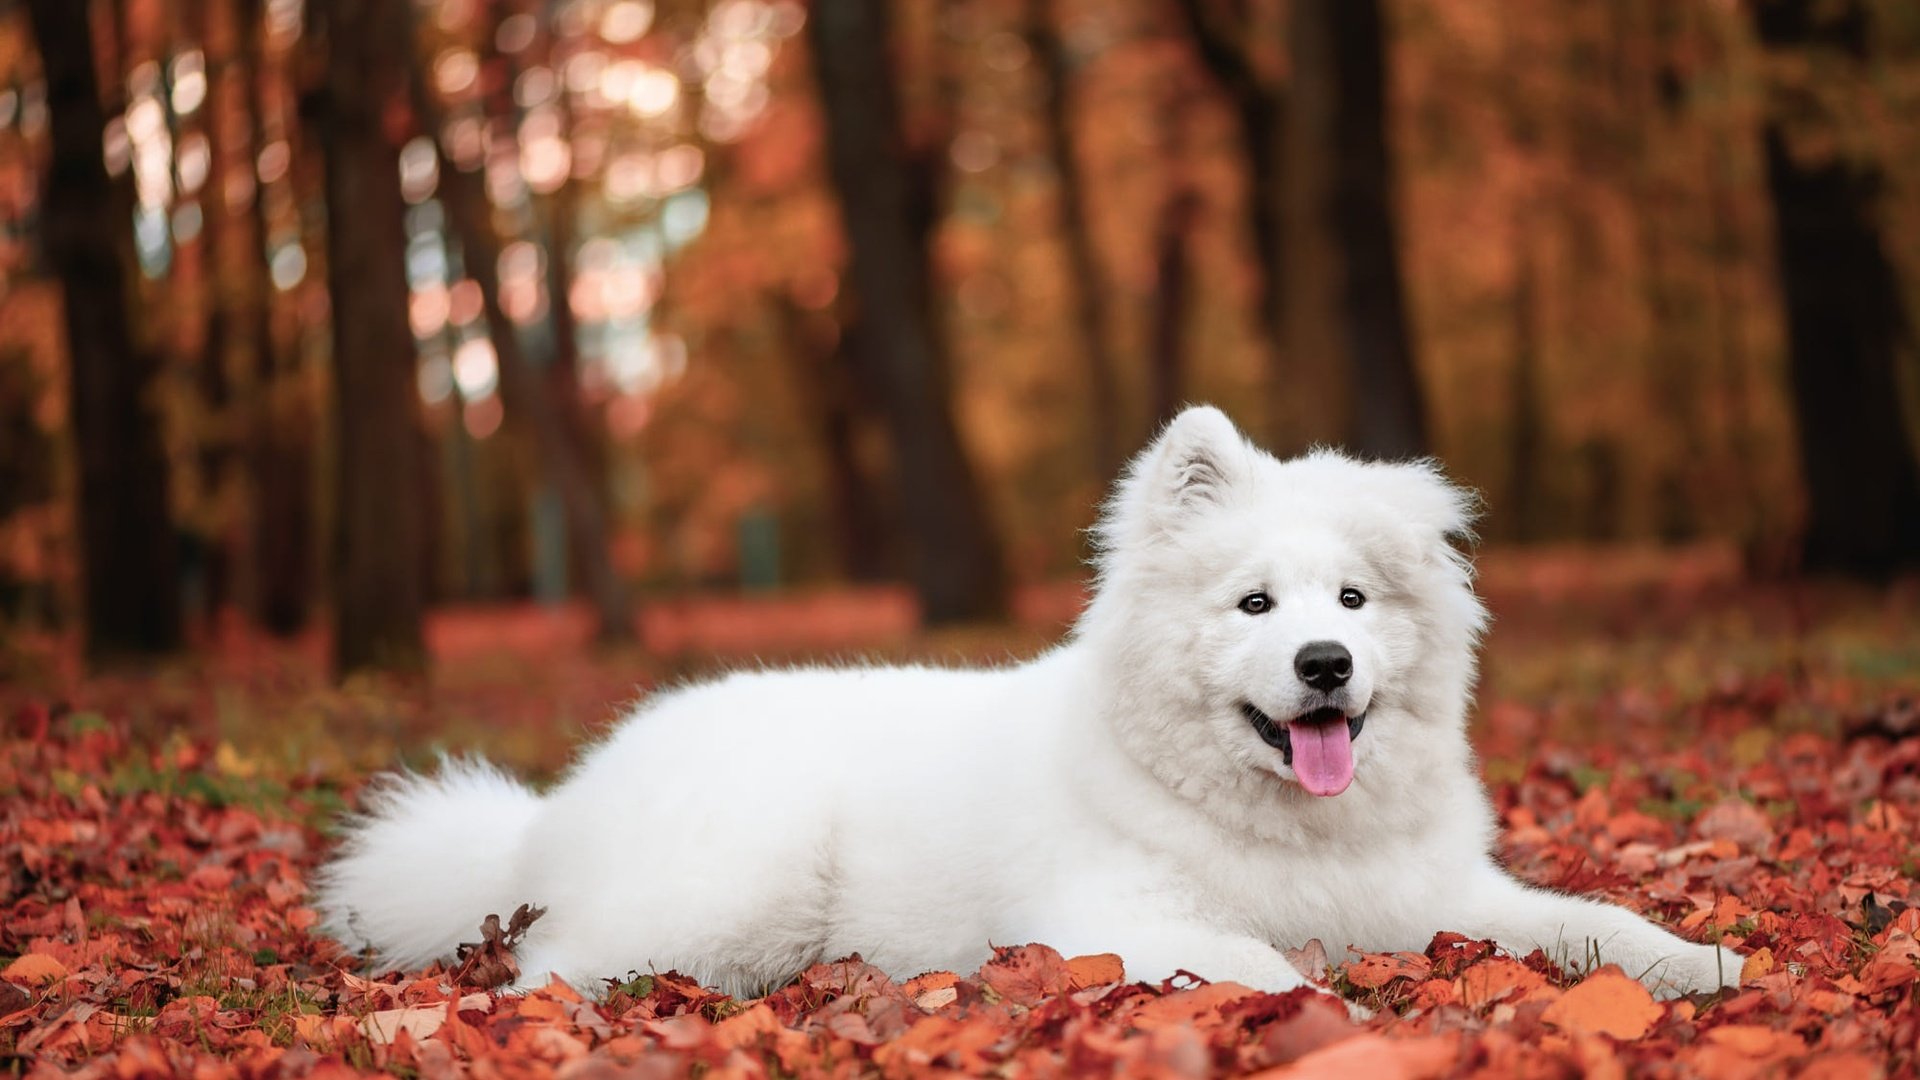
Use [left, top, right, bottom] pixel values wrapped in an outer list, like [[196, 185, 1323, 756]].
[[2, 547, 1918, 1078]]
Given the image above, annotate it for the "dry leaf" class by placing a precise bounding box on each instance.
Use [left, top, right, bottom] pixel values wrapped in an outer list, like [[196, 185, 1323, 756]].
[[1541, 968, 1662, 1040], [978, 943, 1071, 1005], [451, 902, 547, 989], [1, 953, 68, 984], [1066, 952, 1125, 989], [1284, 939, 1331, 981]]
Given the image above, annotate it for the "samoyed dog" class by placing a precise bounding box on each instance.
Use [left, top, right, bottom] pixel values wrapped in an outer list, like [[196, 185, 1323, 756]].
[[318, 406, 1740, 1002]]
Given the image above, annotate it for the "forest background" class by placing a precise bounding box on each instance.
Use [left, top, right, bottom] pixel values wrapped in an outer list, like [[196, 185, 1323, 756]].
[[0, 0, 1916, 681], [3, 3, 1920, 1076]]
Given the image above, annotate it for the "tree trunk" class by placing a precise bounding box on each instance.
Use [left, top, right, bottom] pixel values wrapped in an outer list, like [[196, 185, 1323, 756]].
[[239, 0, 315, 635], [24, 0, 183, 664], [808, 0, 1008, 624], [1287, 0, 1427, 460], [406, 52, 634, 643], [528, 2, 616, 610], [539, 151, 602, 517], [1149, 190, 1198, 432], [318, 0, 426, 675], [1690, 5, 1763, 543], [1026, 0, 1121, 479], [1621, 0, 1703, 541], [190, 0, 238, 620], [538, 1, 587, 472], [1170, 0, 1287, 444], [778, 300, 893, 584], [1507, 218, 1543, 544], [1752, 0, 1920, 576]]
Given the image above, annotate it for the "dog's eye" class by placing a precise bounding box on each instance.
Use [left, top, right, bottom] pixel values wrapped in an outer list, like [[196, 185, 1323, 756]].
[[1238, 592, 1272, 615], [1340, 587, 1366, 610]]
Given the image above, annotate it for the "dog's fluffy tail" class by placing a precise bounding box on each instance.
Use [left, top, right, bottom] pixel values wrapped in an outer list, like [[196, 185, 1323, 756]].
[[314, 758, 542, 972]]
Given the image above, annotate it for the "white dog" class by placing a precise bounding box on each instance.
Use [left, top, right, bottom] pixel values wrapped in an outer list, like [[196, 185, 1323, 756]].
[[317, 406, 1740, 1002]]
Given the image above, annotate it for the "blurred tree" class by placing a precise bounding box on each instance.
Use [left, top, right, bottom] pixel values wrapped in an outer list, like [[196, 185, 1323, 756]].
[[1149, 190, 1198, 432], [1752, 0, 1920, 575], [529, 8, 602, 562], [1171, 0, 1286, 441], [808, 0, 1008, 623], [1286, 0, 1425, 459], [777, 298, 893, 583], [316, 0, 426, 675], [23, 0, 183, 663], [405, 24, 634, 645], [1142, 65, 1200, 438], [239, 0, 315, 635], [421, 137, 633, 639], [1507, 217, 1544, 544], [1026, 0, 1121, 478], [190, 0, 238, 618]]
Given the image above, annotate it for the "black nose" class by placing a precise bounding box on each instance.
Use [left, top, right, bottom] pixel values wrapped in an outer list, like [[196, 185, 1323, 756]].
[[1294, 641, 1353, 692]]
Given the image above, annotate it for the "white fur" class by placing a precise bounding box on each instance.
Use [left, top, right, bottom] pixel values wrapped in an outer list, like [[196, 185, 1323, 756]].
[[316, 406, 1741, 1000]]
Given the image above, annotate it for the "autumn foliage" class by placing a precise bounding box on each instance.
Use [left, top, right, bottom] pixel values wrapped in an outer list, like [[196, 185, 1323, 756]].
[[3, 614, 1918, 1078]]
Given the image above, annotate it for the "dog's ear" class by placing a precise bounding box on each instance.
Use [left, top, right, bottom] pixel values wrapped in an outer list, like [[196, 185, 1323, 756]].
[[1368, 459, 1480, 546], [1148, 405, 1251, 508], [1365, 458, 1489, 642], [1101, 405, 1253, 546]]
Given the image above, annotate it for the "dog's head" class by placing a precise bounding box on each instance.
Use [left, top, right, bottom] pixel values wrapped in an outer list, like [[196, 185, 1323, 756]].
[[1082, 406, 1487, 808]]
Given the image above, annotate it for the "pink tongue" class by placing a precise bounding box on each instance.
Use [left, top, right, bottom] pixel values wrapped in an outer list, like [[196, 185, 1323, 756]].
[[1289, 719, 1354, 796]]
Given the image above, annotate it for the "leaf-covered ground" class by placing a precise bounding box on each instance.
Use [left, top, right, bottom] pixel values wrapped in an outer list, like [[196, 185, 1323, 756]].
[[3, 569, 1918, 1078]]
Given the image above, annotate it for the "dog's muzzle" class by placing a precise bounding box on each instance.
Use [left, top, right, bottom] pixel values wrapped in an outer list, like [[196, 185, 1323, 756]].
[[1242, 703, 1366, 763]]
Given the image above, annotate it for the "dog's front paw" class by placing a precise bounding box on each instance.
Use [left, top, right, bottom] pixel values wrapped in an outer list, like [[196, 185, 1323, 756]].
[[1639, 943, 1743, 999]]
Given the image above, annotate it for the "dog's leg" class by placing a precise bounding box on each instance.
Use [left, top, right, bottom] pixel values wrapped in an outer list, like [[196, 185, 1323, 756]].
[[1453, 866, 1742, 998]]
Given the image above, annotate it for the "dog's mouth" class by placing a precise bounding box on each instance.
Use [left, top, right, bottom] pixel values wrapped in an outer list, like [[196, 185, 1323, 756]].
[[1241, 703, 1366, 798]]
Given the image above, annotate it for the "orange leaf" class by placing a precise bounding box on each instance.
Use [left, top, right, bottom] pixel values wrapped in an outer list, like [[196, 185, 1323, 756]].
[[1247, 1032, 1458, 1079], [2, 953, 67, 984], [1739, 947, 1775, 983], [1410, 978, 1457, 1011], [1250, 994, 1358, 1066], [1796, 1052, 1889, 1080], [1856, 954, 1919, 995], [361, 1003, 451, 1045], [1458, 958, 1552, 1008], [514, 995, 568, 1021], [905, 970, 961, 1011], [1344, 951, 1431, 989], [978, 943, 1071, 1005], [712, 1003, 782, 1050], [1066, 953, 1124, 990], [1702, 1024, 1804, 1058], [1540, 968, 1661, 1041], [1128, 982, 1257, 1029], [901, 970, 957, 998], [872, 1015, 1002, 1072]]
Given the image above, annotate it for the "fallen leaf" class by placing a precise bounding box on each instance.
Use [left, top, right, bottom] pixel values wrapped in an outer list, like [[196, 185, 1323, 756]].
[[1541, 968, 1661, 1041], [1695, 798, 1773, 852], [1458, 958, 1553, 1008], [1128, 981, 1258, 1029], [1066, 952, 1124, 989], [712, 1003, 781, 1049], [1344, 950, 1431, 989], [362, 998, 487, 1045], [1248, 993, 1359, 1065], [1283, 938, 1331, 980], [451, 902, 546, 990], [1, 953, 68, 984], [978, 943, 1071, 1005], [1702, 1024, 1803, 1058], [1249, 1032, 1458, 1079]]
